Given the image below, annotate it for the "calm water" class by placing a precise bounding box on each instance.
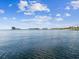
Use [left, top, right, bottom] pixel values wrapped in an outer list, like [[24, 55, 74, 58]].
[[0, 30, 79, 59]]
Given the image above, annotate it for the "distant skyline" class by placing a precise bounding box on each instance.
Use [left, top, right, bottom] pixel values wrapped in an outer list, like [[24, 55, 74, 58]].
[[0, 0, 79, 29]]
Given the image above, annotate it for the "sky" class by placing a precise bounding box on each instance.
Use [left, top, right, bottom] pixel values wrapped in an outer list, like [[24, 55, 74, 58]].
[[0, 0, 79, 29]]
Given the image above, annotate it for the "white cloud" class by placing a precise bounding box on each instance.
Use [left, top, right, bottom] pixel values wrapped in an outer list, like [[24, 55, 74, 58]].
[[21, 15, 52, 22], [21, 15, 64, 23], [0, 9, 5, 14], [18, 0, 50, 15], [55, 17, 64, 21], [29, 1, 37, 4], [9, 4, 13, 7], [35, 15, 52, 22], [20, 15, 53, 28], [71, 0, 79, 9], [30, 3, 50, 12], [65, 13, 71, 16], [3, 17, 8, 20], [3, 17, 16, 20], [12, 17, 16, 20], [18, 0, 28, 11], [24, 11, 33, 15], [56, 13, 61, 17], [65, 6, 71, 10]]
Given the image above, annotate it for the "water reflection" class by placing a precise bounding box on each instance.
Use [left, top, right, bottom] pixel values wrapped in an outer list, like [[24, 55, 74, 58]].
[[0, 30, 79, 59]]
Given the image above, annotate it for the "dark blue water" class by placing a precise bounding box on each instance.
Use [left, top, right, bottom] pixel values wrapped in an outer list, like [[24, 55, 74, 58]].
[[0, 30, 79, 59]]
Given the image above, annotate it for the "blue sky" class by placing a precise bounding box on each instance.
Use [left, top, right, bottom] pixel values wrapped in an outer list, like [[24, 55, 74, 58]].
[[0, 0, 79, 29]]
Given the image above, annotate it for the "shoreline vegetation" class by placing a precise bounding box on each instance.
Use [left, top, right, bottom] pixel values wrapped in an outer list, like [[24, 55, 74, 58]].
[[11, 26, 79, 31]]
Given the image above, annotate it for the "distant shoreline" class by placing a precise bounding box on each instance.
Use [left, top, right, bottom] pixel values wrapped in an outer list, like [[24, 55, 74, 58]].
[[0, 29, 79, 31], [0, 26, 79, 31], [10, 26, 79, 31]]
